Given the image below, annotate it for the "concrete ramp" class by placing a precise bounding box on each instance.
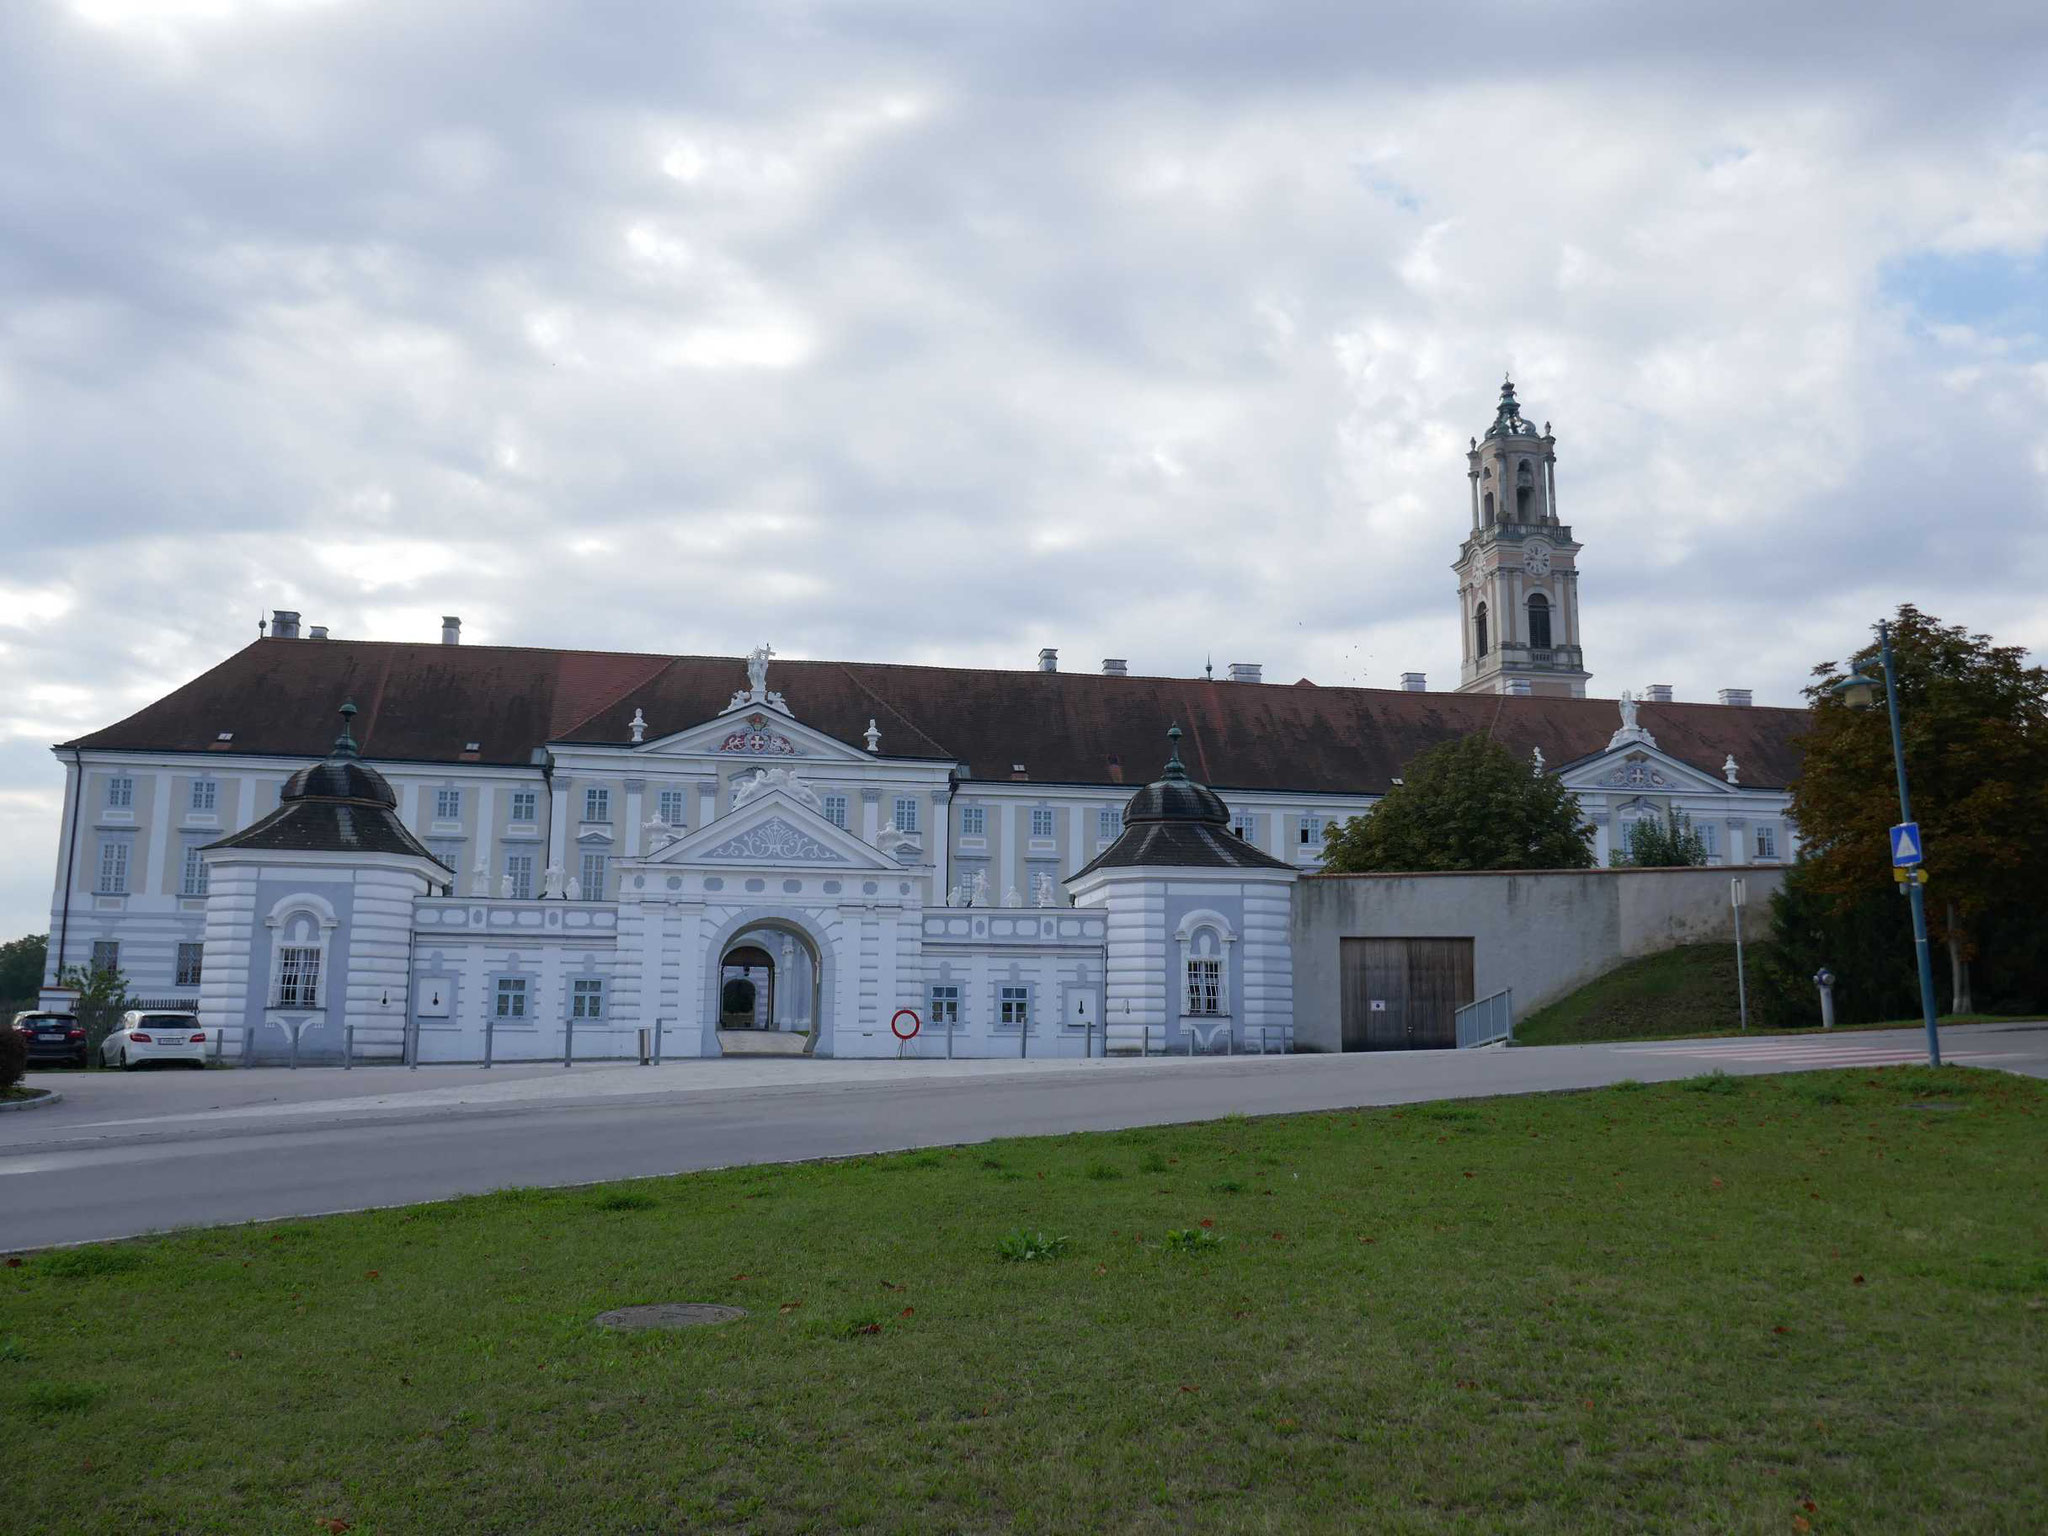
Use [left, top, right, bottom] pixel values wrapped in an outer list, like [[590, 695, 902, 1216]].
[[717, 1030, 811, 1057]]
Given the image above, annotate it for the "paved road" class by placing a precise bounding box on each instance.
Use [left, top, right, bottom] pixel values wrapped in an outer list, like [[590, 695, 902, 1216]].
[[4, 1022, 2042, 1251]]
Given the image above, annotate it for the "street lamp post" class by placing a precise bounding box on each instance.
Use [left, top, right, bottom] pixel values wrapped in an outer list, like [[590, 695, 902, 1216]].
[[1832, 619, 1942, 1067]]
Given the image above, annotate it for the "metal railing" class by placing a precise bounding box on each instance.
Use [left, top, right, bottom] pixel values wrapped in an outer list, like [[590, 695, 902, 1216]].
[[1454, 989, 1515, 1049]]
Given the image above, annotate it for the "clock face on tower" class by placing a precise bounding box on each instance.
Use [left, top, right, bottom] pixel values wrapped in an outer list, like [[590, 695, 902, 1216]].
[[1522, 542, 1552, 575]]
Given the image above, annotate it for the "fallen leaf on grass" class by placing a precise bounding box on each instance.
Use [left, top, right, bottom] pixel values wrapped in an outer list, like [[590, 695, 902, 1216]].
[[778, 1302, 803, 1314], [1179, 1384, 1199, 1393], [1270, 1232, 1287, 1243], [364, 1271, 380, 1281], [1852, 1275, 1866, 1286], [1199, 1219, 1214, 1229], [319, 1521, 351, 1534], [899, 1307, 915, 1318], [4, 1257, 20, 1269], [1772, 1326, 1789, 1335], [1093, 1265, 1108, 1277], [1462, 1172, 1475, 1179], [880, 1281, 905, 1292], [227, 1350, 243, 1360], [1358, 1236, 1376, 1245], [855, 1322, 882, 1336], [1793, 1519, 1810, 1533], [730, 1273, 750, 1282]]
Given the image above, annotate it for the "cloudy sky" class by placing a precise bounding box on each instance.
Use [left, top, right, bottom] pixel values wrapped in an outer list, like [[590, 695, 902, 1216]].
[[1, 0, 2044, 939]]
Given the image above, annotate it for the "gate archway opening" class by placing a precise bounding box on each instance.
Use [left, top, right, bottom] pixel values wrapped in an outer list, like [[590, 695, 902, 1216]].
[[716, 923, 821, 1046]]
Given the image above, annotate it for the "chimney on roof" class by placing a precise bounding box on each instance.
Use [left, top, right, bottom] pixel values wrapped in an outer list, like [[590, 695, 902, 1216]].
[[1644, 684, 1674, 703], [1400, 672, 1427, 692], [308, 625, 329, 640], [1717, 688, 1753, 707], [271, 610, 301, 639], [442, 616, 462, 646], [1226, 662, 1263, 684], [1101, 658, 1127, 676], [1037, 648, 1058, 673]]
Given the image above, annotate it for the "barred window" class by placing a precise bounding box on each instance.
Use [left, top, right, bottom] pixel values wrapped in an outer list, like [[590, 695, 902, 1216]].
[[999, 986, 1029, 1027], [584, 787, 610, 822], [182, 844, 209, 897], [572, 978, 605, 1019], [175, 942, 204, 989], [1187, 957, 1223, 1016], [510, 790, 537, 822], [275, 945, 321, 1007], [494, 977, 527, 1018], [1030, 807, 1054, 839], [90, 940, 120, 976], [435, 788, 462, 820]]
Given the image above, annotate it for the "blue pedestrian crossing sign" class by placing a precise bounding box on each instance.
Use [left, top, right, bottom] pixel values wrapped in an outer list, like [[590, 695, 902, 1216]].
[[1890, 822, 1923, 866]]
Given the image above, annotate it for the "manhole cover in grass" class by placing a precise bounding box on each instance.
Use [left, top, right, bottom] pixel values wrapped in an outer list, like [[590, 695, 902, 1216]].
[[1907, 1101, 1963, 1112], [595, 1303, 747, 1331]]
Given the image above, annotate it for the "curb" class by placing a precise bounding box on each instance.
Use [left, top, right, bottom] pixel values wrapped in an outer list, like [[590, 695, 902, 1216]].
[[0, 1089, 64, 1114]]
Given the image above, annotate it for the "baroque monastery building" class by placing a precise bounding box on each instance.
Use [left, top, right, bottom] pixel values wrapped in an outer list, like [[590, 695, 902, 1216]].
[[40, 382, 1808, 1060]]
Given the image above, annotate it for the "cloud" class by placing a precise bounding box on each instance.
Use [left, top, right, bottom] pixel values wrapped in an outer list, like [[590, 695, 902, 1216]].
[[0, 0, 2044, 934]]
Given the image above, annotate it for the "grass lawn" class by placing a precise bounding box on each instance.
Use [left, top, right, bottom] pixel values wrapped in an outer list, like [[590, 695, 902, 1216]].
[[1511, 944, 2029, 1046], [5, 1068, 2046, 1533]]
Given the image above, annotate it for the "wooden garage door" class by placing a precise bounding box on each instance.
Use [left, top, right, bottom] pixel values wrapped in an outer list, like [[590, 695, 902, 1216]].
[[1340, 938, 1476, 1051]]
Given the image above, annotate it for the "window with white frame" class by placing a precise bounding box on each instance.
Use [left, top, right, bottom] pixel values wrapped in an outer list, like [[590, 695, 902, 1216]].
[[275, 945, 321, 1007], [998, 985, 1030, 1028], [1755, 824, 1778, 860], [1030, 807, 1055, 839], [580, 851, 608, 900], [1700, 822, 1720, 858], [658, 788, 688, 826], [1231, 810, 1256, 842], [505, 851, 535, 899], [1187, 957, 1223, 1016], [960, 805, 986, 837], [97, 839, 129, 894], [822, 793, 848, 829], [90, 939, 120, 975], [494, 977, 527, 1018], [181, 844, 208, 897], [1097, 806, 1121, 840], [175, 942, 204, 989], [893, 797, 919, 834], [571, 978, 605, 1019], [584, 787, 610, 822], [190, 779, 217, 812], [1299, 815, 1325, 846], [435, 787, 462, 820], [509, 790, 537, 822], [929, 984, 960, 1027], [107, 776, 133, 809]]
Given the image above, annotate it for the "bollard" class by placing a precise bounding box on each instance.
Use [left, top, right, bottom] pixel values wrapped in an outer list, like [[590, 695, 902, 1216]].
[[639, 1026, 650, 1066], [483, 1017, 494, 1069], [1814, 968, 1837, 1030], [654, 1017, 664, 1065], [289, 1024, 299, 1071], [946, 1015, 954, 1059], [564, 1017, 575, 1068], [1019, 1020, 1028, 1059], [344, 1024, 354, 1069]]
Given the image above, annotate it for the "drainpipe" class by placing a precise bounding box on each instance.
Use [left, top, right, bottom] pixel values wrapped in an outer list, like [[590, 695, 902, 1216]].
[[53, 747, 84, 987]]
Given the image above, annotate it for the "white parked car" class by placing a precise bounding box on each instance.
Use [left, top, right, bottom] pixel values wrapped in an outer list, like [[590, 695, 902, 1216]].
[[100, 1011, 209, 1069]]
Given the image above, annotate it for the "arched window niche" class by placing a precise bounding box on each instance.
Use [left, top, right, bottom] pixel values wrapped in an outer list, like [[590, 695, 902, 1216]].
[[1526, 591, 1552, 650], [1474, 602, 1490, 658]]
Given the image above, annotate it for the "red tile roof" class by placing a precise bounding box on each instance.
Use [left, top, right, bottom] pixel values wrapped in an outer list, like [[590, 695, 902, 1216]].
[[66, 638, 1809, 792]]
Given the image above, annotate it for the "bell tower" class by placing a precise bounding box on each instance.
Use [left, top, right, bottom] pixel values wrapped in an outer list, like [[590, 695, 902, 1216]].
[[1453, 377, 1590, 697]]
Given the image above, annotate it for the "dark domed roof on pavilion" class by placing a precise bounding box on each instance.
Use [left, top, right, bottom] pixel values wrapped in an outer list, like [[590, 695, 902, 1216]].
[[208, 702, 446, 869], [279, 704, 399, 807], [1073, 727, 1295, 878]]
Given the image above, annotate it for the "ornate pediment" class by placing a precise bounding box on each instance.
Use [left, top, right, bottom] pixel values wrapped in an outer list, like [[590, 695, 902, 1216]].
[[717, 713, 800, 757], [698, 815, 849, 864]]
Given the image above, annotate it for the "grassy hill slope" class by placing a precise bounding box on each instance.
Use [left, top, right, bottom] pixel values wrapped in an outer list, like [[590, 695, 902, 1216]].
[[1515, 942, 1759, 1045]]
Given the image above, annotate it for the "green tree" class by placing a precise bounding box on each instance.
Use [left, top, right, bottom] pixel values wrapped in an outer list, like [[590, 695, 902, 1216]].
[[59, 963, 131, 1063], [1322, 735, 1594, 873], [1790, 605, 2048, 1014], [1615, 808, 1709, 868], [0, 933, 47, 1014]]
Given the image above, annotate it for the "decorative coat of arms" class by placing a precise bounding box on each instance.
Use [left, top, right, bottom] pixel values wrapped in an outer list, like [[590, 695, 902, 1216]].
[[719, 713, 798, 755]]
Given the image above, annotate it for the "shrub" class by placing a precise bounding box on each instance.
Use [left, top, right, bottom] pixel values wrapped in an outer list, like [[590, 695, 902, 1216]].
[[0, 1022, 25, 1090]]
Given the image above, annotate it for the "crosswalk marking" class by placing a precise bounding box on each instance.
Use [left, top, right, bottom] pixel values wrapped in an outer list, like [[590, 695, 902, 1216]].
[[1615, 1037, 2012, 1069]]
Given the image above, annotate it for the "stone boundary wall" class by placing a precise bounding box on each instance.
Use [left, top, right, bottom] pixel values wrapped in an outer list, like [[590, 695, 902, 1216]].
[[1291, 865, 1787, 1052]]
